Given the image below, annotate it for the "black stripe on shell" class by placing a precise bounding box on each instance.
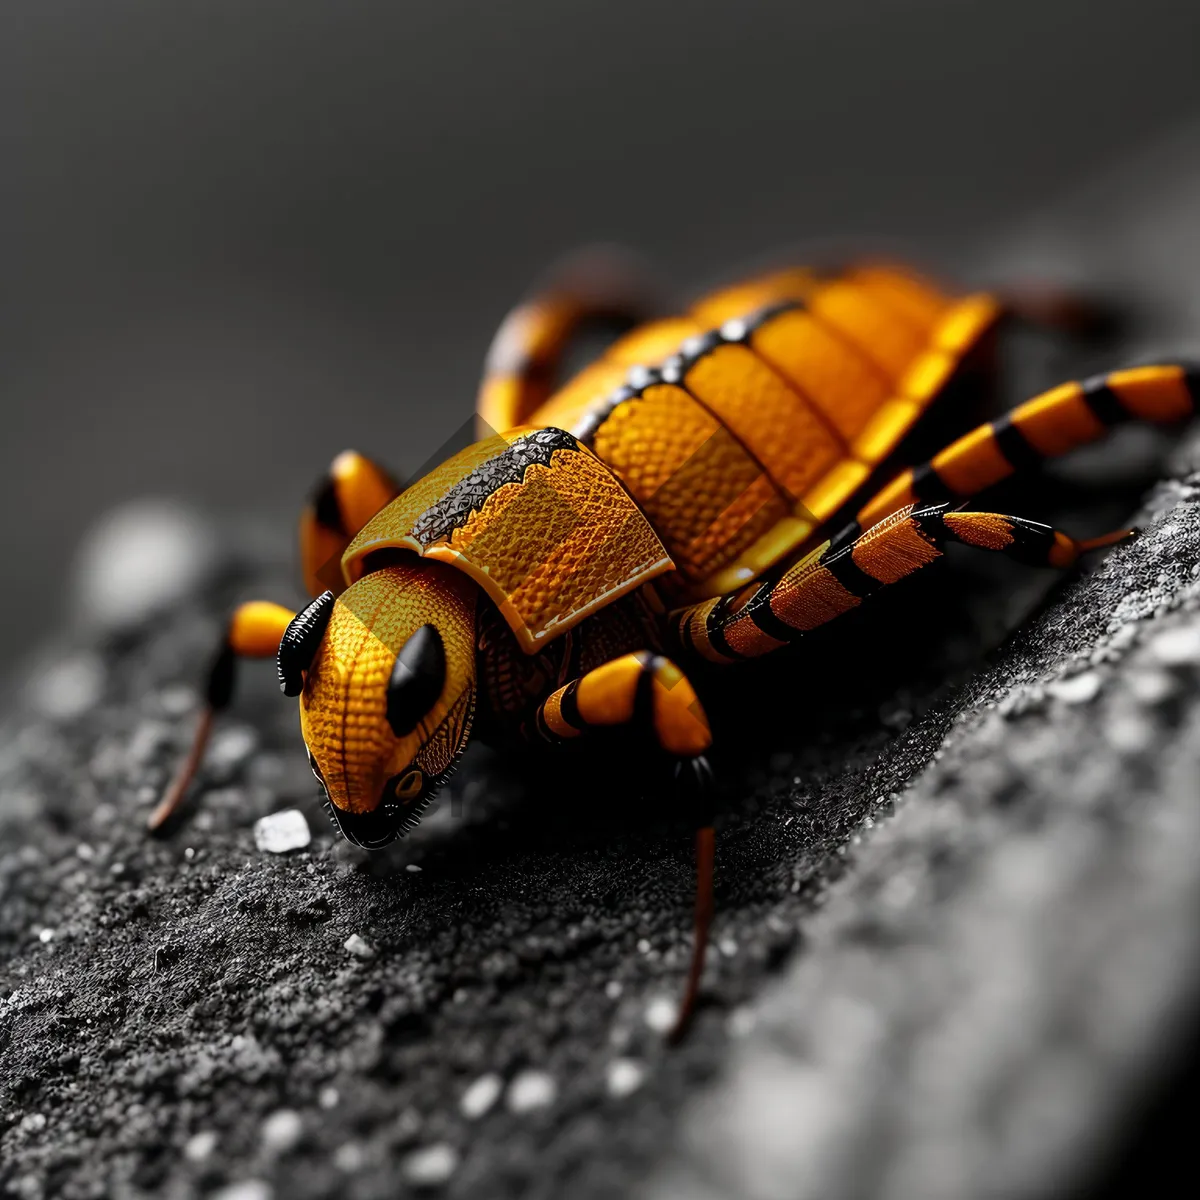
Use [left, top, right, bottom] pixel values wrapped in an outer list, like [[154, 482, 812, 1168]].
[[577, 302, 806, 445], [410, 427, 577, 546]]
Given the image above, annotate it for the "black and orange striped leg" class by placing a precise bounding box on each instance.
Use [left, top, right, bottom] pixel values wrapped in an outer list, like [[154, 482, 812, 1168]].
[[477, 246, 662, 436], [853, 363, 1199, 531], [534, 651, 712, 757], [534, 651, 716, 1040], [673, 503, 1129, 666], [150, 599, 301, 832], [300, 451, 400, 596]]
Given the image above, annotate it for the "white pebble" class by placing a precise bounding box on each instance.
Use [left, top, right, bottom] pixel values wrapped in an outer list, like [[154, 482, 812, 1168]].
[[260, 1108, 303, 1153], [72, 500, 218, 631], [1148, 624, 1200, 665], [211, 1182, 271, 1200], [606, 1057, 646, 1098], [604, 980, 623, 1000], [343, 934, 376, 959], [636, 938, 652, 954], [17, 1113, 46, 1135], [402, 1142, 459, 1186], [1107, 712, 1155, 753], [318, 1086, 340, 1110], [184, 1130, 218, 1162], [506, 1069, 557, 1112], [207, 725, 258, 773], [253, 809, 311, 855], [727, 1006, 757, 1037], [1128, 668, 1178, 705], [37, 928, 54, 944], [157, 683, 198, 717], [30, 655, 104, 721], [1047, 671, 1103, 705], [459, 1073, 503, 1119], [405, 863, 423, 873], [334, 1142, 368, 1172], [644, 996, 677, 1034]]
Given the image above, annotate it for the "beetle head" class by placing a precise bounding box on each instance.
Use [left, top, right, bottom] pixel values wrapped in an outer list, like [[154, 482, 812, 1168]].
[[293, 559, 478, 848]]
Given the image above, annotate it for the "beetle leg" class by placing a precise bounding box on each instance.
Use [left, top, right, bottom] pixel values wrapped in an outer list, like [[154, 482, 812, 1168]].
[[534, 651, 712, 757], [300, 450, 400, 596], [998, 280, 1125, 340], [477, 246, 663, 436], [534, 651, 716, 1040], [148, 600, 296, 832], [672, 503, 1132, 665], [668, 755, 717, 1043], [853, 362, 1199, 530]]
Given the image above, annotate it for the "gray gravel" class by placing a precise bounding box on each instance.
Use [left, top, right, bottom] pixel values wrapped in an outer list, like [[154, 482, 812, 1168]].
[[3, 133, 1200, 1200]]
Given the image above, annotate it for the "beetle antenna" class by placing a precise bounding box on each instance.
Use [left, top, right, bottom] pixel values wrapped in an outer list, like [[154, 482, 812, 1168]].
[[667, 823, 715, 1044]]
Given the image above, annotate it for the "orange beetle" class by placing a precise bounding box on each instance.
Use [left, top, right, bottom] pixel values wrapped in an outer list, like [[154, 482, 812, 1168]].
[[156, 249, 1196, 1039]]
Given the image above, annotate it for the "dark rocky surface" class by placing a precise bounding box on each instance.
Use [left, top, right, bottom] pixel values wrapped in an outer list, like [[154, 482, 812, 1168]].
[[648, 442, 1200, 1200], [4, 134, 1200, 1200]]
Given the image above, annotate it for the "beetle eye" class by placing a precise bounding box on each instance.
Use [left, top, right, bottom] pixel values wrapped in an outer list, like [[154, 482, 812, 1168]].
[[386, 624, 446, 736], [392, 769, 423, 801]]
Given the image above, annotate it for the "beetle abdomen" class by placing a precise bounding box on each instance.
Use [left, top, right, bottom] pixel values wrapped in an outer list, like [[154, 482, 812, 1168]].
[[528, 264, 1000, 597]]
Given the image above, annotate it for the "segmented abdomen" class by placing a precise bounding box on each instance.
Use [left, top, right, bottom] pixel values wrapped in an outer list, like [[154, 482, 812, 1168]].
[[528, 264, 999, 598]]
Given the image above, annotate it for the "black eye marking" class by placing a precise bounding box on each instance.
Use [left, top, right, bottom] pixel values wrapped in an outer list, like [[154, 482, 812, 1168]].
[[386, 624, 446, 737], [277, 591, 335, 697]]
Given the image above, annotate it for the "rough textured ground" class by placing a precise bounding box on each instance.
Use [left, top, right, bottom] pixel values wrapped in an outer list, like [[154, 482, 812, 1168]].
[[647, 437, 1200, 1200], [3, 133, 1200, 1200]]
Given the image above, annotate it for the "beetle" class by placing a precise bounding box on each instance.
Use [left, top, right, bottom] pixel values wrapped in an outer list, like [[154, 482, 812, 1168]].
[[154, 249, 1197, 1040]]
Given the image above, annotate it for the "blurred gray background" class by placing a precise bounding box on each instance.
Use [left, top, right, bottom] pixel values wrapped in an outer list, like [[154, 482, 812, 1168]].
[[5, 0, 1200, 662]]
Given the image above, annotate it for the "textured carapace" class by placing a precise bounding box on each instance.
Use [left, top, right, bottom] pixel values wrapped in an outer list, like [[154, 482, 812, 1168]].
[[341, 426, 672, 651], [157, 251, 1198, 1041], [528, 263, 1001, 595]]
